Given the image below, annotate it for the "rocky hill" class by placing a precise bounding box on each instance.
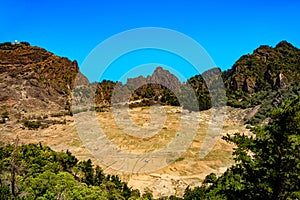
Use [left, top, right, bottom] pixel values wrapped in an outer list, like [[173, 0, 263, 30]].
[[223, 41, 300, 124], [224, 41, 299, 100], [227, 41, 299, 88], [187, 41, 300, 124], [0, 42, 88, 123]]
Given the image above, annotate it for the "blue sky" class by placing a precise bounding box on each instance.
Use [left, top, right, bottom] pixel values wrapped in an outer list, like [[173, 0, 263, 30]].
[[1, 0, 300, 82]]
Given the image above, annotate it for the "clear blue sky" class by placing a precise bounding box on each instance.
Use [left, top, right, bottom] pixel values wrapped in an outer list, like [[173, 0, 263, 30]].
[[1, 0, 300, 82]]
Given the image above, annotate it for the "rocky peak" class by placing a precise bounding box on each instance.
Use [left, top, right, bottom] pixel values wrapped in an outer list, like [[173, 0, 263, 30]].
[[126, 66, 181, 92], [253, 45, 272, 63], [275, 40, 297, 50], [148, 67, 180, 92]]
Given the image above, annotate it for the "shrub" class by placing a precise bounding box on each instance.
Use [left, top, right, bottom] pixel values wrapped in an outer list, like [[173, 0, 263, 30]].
[[23, 120, 41, 130]]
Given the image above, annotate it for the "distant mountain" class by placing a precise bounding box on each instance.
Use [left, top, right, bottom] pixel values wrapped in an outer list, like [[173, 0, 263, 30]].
[[93, 66, 181, 109]]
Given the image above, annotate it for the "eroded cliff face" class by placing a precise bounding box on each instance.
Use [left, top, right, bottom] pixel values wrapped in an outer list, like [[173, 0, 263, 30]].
[[0, 42, 89, 120]]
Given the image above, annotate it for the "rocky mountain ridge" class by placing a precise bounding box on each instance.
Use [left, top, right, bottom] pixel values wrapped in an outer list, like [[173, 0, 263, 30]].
[[0, 40, 299, 125]]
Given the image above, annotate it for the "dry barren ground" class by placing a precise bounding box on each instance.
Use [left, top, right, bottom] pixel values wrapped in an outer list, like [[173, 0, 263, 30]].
[[0, 106, 251, 198]]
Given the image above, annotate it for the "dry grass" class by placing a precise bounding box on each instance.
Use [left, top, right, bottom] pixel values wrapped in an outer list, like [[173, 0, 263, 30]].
[[0, 106, 250, 198]]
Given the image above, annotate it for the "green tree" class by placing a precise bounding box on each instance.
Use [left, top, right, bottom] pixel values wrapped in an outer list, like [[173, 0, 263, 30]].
[[142, 187, 153, 200], [58, 150, 78, 172], [185, 97, 300, 199], [78, 159, 94, 185], [94, 166, 105, 186], [224, 97, 300, 199]]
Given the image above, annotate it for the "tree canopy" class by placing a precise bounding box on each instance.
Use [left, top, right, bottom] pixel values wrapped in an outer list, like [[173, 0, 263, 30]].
[[184, 97, 300, 199]]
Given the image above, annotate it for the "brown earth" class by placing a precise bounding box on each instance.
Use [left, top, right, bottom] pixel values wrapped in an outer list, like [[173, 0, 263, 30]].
[[0, 106, 250, 198]]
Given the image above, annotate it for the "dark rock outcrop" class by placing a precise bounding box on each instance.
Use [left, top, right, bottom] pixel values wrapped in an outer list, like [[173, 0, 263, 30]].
[[275, 72, 287, 88]]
